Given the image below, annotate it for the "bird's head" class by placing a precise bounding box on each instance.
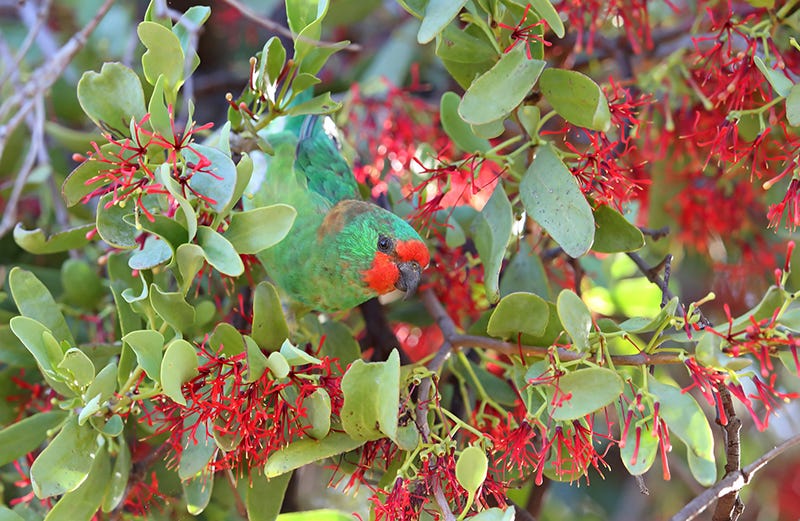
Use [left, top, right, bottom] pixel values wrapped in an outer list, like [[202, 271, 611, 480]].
[[319, 200, 430, 301]]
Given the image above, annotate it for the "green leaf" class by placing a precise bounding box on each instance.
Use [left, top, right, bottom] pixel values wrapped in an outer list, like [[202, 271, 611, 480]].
[[62, 157, 107, 207], [58, 348, 95, 389], [179, 415, 215, 479], [102, 439, 131, 512], [435, 24, 498, 64], [469, 507, 515, 521], [267, 351, 290, 378], [61, 259, 105, 310], [440, 92, 490, 154], [280, 340, 322, 366], [82, 362, 117, 421], [147, 75, 172, 136], [245, 335, 269, 382], [340, 350, 400, 441], [197, 226, 244, 276], [209, 322, 245, 357], [31, 416, 101, 498], [0, 411, 68, 467], [648, 375, 715, 486], [753, 55, 792, 97], [185, 144, 238, 213], [9, 267, 75, 345], [540, 68, 611, 131], [0, 507, 26, 521], [160, 339, 199, 406], [303, 388, 332, 440], [456, 445, 488, 495], [459, 46, 545, 125], [687, 445, 718, 487], [418, 0, 468, 44], [150, 284, 196, 332], [592, 205, 645, 253], [129, 235, 172, 270], [499, 242, 551, 299], [261, 37, 286, 87], [252, 282, 290, 351], [14, 224, 93, 254], [546, 367, 623, 421], [286, 92, 342, 116], [176, 243, 206, 294], [246, 471, 292, 521], [9, 317, 64, 376], [138, 21, 184, 102], [44, 445, 110, 521], [471, 183, 513, 303], [520, 144, 594, 257], [77, 62, 146, 135], [620, 419, 658, 476], [42, 445, 107, 520], [787, 83, 800, 127], [527, 0, 564, 37], [225, 205, 297, 254], [265, 432, 364, 477], [96, 193, 137, 249], [122, 330, 164, 382], [487, 292, 549, 339], [182, 473, 213, 515], [471, 118, 506, 139], [557, 289, 592, 352], [319, 321, 361, 366]]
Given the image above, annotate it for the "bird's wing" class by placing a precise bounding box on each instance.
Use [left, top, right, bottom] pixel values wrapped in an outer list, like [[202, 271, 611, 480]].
[[294, 116, 360, 204]]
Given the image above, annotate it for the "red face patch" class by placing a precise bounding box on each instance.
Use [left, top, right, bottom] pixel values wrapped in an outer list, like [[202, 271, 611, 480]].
[[362, 252, 400, 294], [396, 240, 430, 267]]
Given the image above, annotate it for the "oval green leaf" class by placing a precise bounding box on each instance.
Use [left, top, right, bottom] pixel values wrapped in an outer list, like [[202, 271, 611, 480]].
[[470, 182, 513, 303], [487, 292, 549, 339], [459, 46, 546, 125], [592, 205, 645, 253], [340, 349, 400, 441], [520, 144, 594, 257], [540, 68, 611, 131], [9, 267, 75, 345], [160, 339, 199, 406], [265, 432, 364, 477], [31, 416, 100, 498], [122, 330, 164, 382], [225, 204, 296, 254], [455, 445, 488, 495], [14, 224, 94, 255], [546, 367, 623, 421], [417, 0, 468, 44], [77, 62, 146, 135], [440, 91, 490, 153], [557, 289, 592, 352]]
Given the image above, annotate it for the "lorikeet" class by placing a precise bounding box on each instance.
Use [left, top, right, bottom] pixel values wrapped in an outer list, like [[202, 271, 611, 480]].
[[256, 116, 429, 312]]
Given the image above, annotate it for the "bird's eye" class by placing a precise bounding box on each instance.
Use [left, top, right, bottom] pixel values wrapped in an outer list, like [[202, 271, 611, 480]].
[[377, 235, 392, 253]]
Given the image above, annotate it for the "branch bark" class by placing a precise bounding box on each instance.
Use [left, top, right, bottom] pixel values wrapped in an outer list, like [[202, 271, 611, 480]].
[[712, 386, 744, 521], [670, 433, 800, 521]]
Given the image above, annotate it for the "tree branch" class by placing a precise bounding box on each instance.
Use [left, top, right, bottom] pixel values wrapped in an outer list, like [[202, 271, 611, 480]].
[[219, 0, 361, 52], [670, 433, 800, 521], [711, 385, 744, 521]]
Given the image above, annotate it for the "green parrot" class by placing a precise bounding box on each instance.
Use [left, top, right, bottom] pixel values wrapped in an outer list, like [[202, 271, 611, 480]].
[[255, 116, 429, 312]]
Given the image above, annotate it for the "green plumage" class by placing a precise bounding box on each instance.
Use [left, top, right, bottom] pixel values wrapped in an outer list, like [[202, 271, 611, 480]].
[[253, 117, 426, 312]]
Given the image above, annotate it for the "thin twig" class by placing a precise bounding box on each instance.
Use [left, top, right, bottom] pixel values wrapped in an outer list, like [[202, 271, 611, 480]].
[[0, 0, 115, 155], [670, 432, 800, 521], [712, 385, 744, 521], [220, 0, 362, 52]]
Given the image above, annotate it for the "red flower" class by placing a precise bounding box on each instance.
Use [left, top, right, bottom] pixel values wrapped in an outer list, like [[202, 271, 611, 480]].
[[496, 4, 551, 59]]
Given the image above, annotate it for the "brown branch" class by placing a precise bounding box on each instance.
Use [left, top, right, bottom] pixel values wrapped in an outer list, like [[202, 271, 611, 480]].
[[219, 0, 362, 52], [712, 386, 744, 521], [450, 332, 684, 365], [670, 432, 800, 521]]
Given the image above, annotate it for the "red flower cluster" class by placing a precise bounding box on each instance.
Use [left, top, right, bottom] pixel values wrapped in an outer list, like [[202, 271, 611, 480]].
[[145, 342, 343, 474], [547, 79, 650, 208], [77, 109, 215, 223]]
